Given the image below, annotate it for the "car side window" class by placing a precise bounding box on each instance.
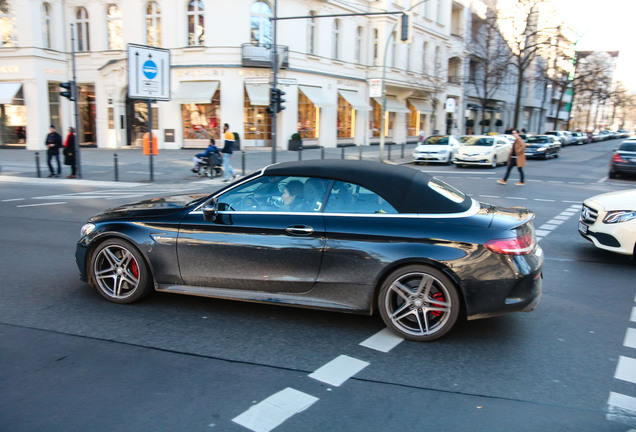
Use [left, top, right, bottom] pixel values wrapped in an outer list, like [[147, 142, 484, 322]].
[[216, 176, 332, 213], [323, 181, 397, 214]]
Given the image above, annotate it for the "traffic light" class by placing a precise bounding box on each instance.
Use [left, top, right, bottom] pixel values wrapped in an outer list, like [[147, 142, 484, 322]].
[[400, 13, 412, 42], [59, 81, 76, 101], [275, 89, 286, 113]]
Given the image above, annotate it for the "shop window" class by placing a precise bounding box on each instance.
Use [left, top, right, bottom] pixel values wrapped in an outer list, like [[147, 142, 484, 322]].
[[146, 1, 162, 47], [298, 90, 318, 139], [48, 83, 61, 130], [78, 84, 96, 145], [370, 99, 382, 138], [243, 88, 271, 142], [337, 94, 354, 138], [182, 89, 221, 142], [407, 103, 418, 137], [187, 0, 205, 46]]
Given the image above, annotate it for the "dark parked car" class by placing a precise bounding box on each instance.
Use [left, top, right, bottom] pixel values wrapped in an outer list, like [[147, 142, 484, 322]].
[[76, 160, 543, 341], [610, 139, 636, 178], [524, 135, 561, 159]]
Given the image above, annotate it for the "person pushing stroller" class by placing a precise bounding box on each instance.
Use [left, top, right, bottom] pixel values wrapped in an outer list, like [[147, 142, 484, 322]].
[[192, 138, 223, 176]]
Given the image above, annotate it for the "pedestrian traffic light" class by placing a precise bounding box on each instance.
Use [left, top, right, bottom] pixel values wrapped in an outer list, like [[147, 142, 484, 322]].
[[59, 81, 76, 101]]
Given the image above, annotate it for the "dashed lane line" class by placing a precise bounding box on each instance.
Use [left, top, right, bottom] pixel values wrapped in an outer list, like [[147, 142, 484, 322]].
[[16, 202, 66, 208], [359, 328, 404, 352], [308, 355, 369, 387]]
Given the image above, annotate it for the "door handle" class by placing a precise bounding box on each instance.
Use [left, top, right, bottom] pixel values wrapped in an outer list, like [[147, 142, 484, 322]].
[[285, 225, 314, 235]]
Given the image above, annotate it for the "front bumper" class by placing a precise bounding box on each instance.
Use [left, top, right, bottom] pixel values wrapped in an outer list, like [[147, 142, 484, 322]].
[[578, 218, 635, 256]]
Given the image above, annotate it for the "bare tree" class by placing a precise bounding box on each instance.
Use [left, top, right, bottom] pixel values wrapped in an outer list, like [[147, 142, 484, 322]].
[[570, 52, 614, 131], [498, 0, 553, 129], [467, 6, 512, 134], [609, 82, 632, 129]]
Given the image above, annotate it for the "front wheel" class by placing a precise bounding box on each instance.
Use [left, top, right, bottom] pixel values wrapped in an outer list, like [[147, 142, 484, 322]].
[[378, 265, 460, 341], [90, 238, 152, 304]]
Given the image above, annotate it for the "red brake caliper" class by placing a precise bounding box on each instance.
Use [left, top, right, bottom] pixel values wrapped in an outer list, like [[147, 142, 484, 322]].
[[431, 292, 445, 317], [130, 260, 139, 279]]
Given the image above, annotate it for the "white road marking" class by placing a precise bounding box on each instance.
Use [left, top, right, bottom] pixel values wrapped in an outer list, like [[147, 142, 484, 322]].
[[546, 219, 566, 225], [359, 328, 404, 352], [631, 307, 636, 322], [534, 198, 556, 202], [615, 356, 636, 384], [231, 388, 318, 432], [308, 355, 369, 387], [1, 198, 25, 202], [16, 202, 66, 208], [608, 392, 636, 414], [625, 328, 636, 350], [535, 229, 551, 238]]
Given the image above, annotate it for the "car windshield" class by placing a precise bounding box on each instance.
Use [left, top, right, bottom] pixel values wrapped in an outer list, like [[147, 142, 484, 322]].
[[619, 142, 636, 152], [526, 137, 549, 143], [422, 136, 450, 145], [461, 137, 494, 147]]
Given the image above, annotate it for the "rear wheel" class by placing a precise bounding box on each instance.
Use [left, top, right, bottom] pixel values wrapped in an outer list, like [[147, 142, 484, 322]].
[[378, 265, 460, 341], [90, 238, 152, 304]]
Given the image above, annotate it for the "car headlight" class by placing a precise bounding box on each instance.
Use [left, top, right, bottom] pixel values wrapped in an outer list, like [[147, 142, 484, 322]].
[[80, 223, 96, 237], [603, 211, 636, 224], [537, 147, 546, 151]]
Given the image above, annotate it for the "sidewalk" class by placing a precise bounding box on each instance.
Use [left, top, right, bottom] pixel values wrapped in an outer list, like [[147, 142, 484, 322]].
[[0, 144, 417, 186]]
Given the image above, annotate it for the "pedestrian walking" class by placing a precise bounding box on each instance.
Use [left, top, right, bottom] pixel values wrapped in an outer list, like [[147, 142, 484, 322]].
[[45, 125, 62, 177], [497, 129, 527, 186], [63, 127, 77, 178], [221, 123, 239, 182]]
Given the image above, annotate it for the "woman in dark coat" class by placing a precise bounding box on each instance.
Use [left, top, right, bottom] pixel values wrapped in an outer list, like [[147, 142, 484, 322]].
[[63, 127, 77, 178]]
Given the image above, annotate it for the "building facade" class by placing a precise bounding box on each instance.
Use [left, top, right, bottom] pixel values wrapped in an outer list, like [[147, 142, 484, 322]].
[[0, 0, 474, 151]]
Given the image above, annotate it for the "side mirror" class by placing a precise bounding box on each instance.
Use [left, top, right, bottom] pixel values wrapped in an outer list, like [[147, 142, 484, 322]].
[[202, 198, 218, 222]]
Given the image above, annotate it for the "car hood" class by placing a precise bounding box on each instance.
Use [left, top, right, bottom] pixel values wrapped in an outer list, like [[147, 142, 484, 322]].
[[526, 143, 548, 148], [585, 189, 636, 211], [457, 146, 493, 154], [414, 145, 453, 152], [88, 193, 208, 222]]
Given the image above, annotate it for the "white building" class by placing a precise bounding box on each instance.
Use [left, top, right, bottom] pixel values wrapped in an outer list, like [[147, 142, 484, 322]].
[[0, 0, 470, 151]]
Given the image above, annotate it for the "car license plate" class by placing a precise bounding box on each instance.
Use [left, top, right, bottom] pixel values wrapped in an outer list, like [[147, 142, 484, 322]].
[[578, 221, 588, 235]]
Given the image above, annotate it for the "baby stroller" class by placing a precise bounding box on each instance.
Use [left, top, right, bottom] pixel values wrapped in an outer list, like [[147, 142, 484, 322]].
[[196, 149, 224, 178]]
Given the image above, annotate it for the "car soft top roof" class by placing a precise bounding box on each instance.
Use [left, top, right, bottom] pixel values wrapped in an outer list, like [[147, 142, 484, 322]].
[[262, 159, 472, 214]]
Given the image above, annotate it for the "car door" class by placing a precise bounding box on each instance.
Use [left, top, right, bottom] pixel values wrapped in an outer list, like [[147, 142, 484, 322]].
[[495, 138, 509, 161], [177, 175, 327, 293]]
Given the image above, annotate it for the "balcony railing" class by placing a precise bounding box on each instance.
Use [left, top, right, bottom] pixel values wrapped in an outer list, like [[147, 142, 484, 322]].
[[241, 43, 289, 69]]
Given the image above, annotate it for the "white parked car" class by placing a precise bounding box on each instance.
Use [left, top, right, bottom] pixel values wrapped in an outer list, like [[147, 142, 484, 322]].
[[579, 189, 636, 256], [412, 135, 461, 165], [453, 135, 512, 168]]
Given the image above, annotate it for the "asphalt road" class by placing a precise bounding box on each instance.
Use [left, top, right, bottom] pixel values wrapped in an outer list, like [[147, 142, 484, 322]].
[[1, 139, 635, 432]]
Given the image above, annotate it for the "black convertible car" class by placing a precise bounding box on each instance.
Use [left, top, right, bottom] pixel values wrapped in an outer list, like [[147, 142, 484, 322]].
[[76, 160, 543, 341]]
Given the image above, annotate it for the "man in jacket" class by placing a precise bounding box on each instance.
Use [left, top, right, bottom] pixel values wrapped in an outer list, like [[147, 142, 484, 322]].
[[221, 123, 239, 182], [497, 130, 527, 186], [45, 125, 63, 178]]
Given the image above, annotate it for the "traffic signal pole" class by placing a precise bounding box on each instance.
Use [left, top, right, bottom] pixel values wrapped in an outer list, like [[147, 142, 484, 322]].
[[270, 0, 279, 164], [70, 24, 81, 178]]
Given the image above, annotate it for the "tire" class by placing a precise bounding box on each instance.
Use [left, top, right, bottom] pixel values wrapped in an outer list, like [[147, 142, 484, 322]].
[[609, 170, 618, 179], [378, 265, 460, 341], [490, 157, 497, 169], [90, 238, 153, 304]]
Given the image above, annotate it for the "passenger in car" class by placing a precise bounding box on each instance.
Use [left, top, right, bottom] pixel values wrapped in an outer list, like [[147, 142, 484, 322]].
[[282, 180, 306, 211]]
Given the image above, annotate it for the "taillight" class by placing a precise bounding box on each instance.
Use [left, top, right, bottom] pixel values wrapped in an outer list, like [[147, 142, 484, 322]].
[[613, 153, 626, 163], [485, 231, 536, 255]]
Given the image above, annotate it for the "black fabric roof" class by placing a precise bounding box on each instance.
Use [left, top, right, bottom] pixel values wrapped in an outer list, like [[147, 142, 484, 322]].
[[263, 159, 471, 214]]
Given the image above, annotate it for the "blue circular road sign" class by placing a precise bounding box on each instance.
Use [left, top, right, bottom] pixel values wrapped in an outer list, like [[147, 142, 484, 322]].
[[143, 60, 158, 79]]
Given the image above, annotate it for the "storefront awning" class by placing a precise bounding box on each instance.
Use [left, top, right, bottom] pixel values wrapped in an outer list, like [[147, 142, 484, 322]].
[[408, 98, 432, 113], [0, 82, 23, 105], [373, 96, 410, 113], [338, 90, 371, 111], [245, 83, 270, 106], [173, 81, 219, 104], [299, 85, 334, 108]]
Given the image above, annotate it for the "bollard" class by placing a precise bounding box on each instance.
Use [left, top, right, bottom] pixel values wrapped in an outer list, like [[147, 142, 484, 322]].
[[241, 150, 245, 175], [114, 153, 119, 182], [35, 152, 41, 178], [321, 147, 325, 159], [401, 143, 405, 159], [341, 146, 345, 160], [359, 145, 363, 160], [388, 145, 392, 160], [298, 146, 303, 161]]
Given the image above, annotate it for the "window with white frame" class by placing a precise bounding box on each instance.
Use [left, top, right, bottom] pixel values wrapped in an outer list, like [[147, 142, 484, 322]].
[[42, 3, 52, 49], [76, 7, 90, 51], [422, 41, 428, 74], [146, 1, 161, 47], [250, 1, 272, 46], [373, 29, 379, 65], [1, 1, 17, 47], [107, 4, 123, 50], [332, 19, 340, 60], [187, 0, 205, 46], [355, 26, 363, 64], [308, 11, 315, 54]]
